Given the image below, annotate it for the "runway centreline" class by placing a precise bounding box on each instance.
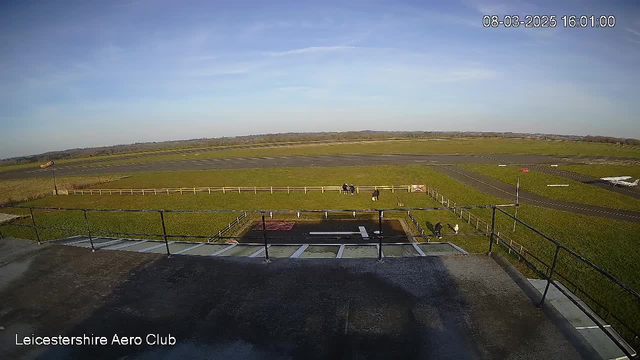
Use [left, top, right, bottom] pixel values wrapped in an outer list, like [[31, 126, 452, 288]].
[[0, 153, 573, 179]]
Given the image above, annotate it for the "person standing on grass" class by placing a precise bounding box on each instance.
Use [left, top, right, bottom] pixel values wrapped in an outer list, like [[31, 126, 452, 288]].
[[349, 184, 355, 195], [342, 183, 348, 194], [434, 222, 443, 239], [372, 189, 380, 201], [454, 224, 459, 235]]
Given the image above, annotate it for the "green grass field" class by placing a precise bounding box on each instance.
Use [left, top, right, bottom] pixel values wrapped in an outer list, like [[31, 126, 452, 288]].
[[560, 164, 640, 180], [460, 164, 640, 212], [0, 175, 126, 205], [1, 164, 638, 342], [4, 138, 640, 173]]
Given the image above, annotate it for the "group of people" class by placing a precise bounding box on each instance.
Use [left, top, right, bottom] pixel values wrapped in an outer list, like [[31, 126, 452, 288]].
[[342, 183, 355, 195], [341, 183, 381, 201]]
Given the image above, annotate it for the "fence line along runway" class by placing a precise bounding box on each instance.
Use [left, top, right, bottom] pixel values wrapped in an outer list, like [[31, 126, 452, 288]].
[[433, 166, 640, 223], [0, 153, 591, 179]]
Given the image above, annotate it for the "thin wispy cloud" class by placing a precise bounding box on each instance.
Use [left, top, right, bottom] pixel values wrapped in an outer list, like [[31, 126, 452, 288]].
[[267, 46, 356, 57], [0, 0, 638, 158], [627, 28, 640, 38]]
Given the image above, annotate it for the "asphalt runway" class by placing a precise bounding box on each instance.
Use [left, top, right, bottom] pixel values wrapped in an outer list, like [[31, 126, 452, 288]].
[[529, 165, 640, 199], [0, 153, 568, 179], [433, 166, 640, 223]]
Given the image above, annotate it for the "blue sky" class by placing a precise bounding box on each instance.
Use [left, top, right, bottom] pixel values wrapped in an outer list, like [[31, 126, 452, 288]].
[[1, 0, 639, 158]]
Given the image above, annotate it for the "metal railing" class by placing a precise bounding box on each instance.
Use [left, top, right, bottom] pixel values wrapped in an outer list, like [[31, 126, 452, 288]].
[[491, 207, 638, 358], [0, 204, 505, 258], [66, 185, 414, 196], [423, 186, 638, 357], [209, 212, 248, 242], [1, 201, 636, 356]]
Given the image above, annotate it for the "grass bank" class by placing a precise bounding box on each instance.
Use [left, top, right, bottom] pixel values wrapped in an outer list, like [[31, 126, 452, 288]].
[[0, 175, 126, 205]]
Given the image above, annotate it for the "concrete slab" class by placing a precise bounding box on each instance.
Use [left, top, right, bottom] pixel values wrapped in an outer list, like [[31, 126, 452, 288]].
[[118, 241, 165, 252], [300, 245, 339, 258], [266, 245, 299, 258], [101, 239, 144, 250], [383, 244, 420, 257], [342, 245, 378, 258], [182, 243, 229, 256], [578, 327, 637, 360], [528, 279, 635, 359], [217, 244, 262, 257], [75, 237, 118, 248], [0, 247, 597, 359], [145, 242, 195, 254], [418, 243, 463, 255]]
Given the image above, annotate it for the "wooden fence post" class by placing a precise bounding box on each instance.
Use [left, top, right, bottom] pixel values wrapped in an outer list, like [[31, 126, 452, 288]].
[[223, 187, 225, 194], [271, 186, 273, 194]]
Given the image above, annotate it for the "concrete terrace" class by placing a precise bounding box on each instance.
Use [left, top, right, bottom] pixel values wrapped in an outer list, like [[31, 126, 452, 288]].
[[0, 238, 600, 360]]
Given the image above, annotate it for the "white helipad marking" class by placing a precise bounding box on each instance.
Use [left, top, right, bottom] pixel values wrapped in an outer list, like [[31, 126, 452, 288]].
[[94, 239, 124, 248], [337, 244, 345, 258], [210, 244, 237, 256], [249, 245, 270, 257], [359, 226, 369, 239], [412, 243, 426, 256], [110, 240, 147, 250], [139, 242, 173, 252], [174, 243, 205, 254], [290, 244, 309, 258], [65, 238, 91, 246]]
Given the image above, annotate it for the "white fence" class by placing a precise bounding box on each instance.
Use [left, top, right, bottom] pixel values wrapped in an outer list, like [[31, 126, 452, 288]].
[[66, 185, 415, 196], [424, 186, 528, 261]]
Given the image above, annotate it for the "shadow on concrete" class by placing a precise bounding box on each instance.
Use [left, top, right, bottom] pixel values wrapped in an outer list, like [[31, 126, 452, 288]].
[[0, 244, 596, 360]]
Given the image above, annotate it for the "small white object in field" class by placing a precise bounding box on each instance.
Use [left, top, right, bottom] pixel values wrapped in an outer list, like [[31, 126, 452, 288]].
[[498, 165, 507, 167], [546, 184, 569, 187], [454, 224, 459, 234], [550, 164, 558, 167]]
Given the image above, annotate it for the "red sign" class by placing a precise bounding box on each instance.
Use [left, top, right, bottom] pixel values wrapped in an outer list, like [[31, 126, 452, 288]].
[[521, 168, 530, 173]]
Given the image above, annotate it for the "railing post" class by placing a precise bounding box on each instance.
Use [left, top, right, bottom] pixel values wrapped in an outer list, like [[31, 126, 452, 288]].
[[29, 208, 41, 245], [262, 213, 270, 262], [83, 210, 95, 252], [160, 210, 170, 257], [378, 210, 383, 261], [488, 206, 496, 254], [539, 245, 561, 308]]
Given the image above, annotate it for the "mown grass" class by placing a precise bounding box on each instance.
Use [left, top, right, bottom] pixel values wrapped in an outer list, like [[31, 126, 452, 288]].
[[561, 164, 640, 180], [406, 166, 640, 342], [0, 175, 126, 205], [460, 164, 640, 212], [11, 138, 640, 172]]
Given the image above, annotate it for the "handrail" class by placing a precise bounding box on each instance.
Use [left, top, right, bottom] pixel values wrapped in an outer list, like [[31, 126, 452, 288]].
[[422, 185, 638, 355]]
